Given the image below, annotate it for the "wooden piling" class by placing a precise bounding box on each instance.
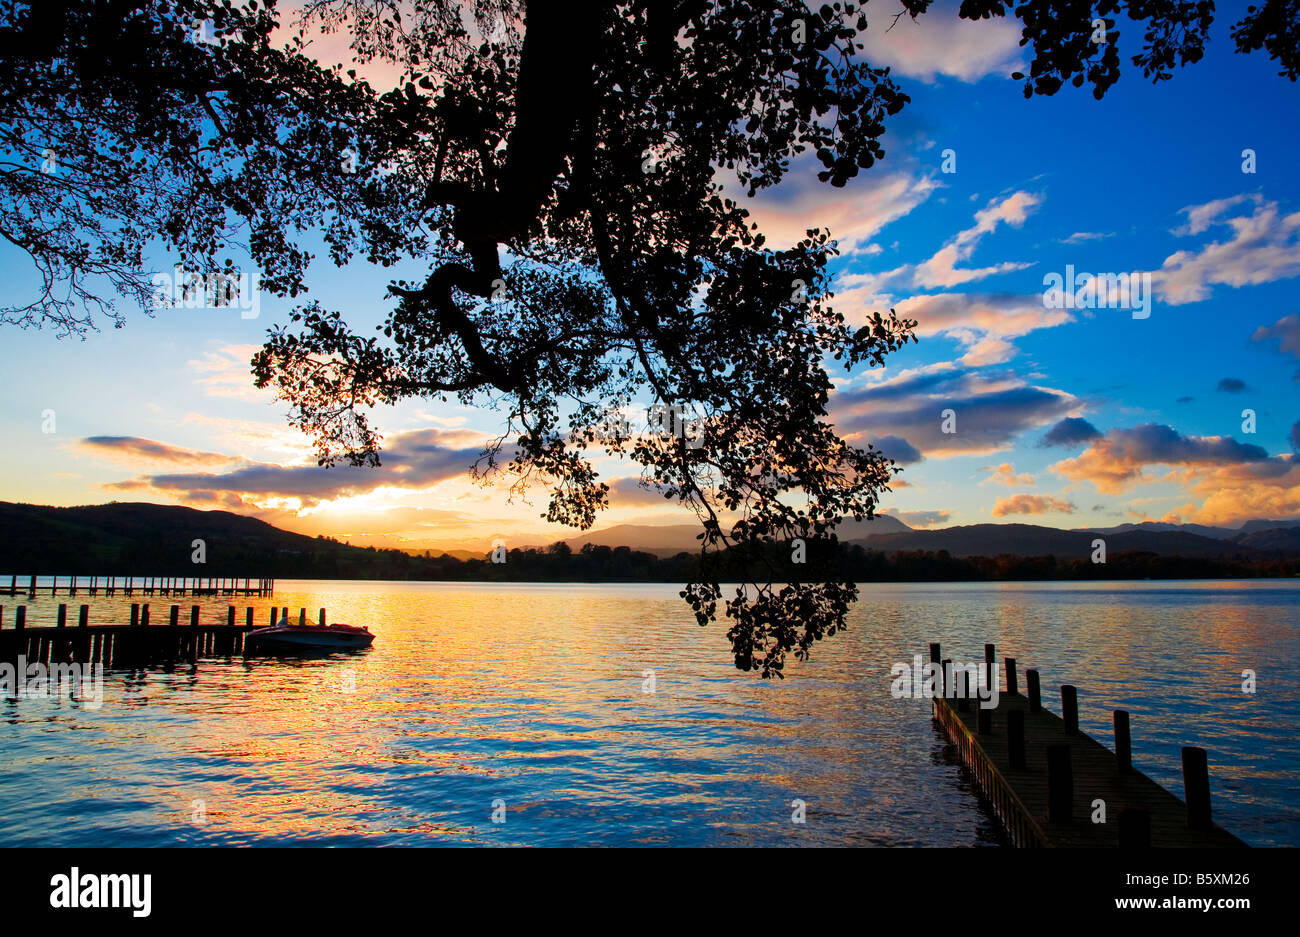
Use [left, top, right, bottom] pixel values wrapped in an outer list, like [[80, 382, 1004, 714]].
[[1182, 747, 1212, 831], [1114, 710, 1132, 774], [1004, 657, 1018, 695], [1026, 669, 1041, 712], [1061, 684, 1078, 735]]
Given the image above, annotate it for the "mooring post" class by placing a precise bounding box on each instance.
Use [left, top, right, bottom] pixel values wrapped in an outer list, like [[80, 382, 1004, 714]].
[[15, 606, 25, 630], [958, 670, 971, 712], [130, 603, 140, 628], [927, 645, 941, 715], [1007, 709, 1026, 769], [141, 603, 150, 627], [1182, 747, 1212, 831], [319, 608, 326, 627], [246, 607, 254, 628], [28, 574, 36, 598], [1046, 744, 1073, 823], [1027, 669, 1041, 712], [1061, 685, 1079, 734], [941, 658, 952, 699], [227, 605, 236, 628], [79, 605, 88, 628], [190, 605, 200, 628], [977, 699, 991, 735], [269, 608, 277, 627], [298, 608, 306, 627], [984, 643, 995, 695], [57, 604, 67, 628], [1114, 710, 1132, 773], [170, 605, 179, 627], [1004, 657, 1018, 695], [1118, 808, 1151, 848]]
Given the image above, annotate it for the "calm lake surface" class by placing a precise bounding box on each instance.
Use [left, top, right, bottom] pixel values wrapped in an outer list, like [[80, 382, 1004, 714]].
[[1, 579, 1296, 847]]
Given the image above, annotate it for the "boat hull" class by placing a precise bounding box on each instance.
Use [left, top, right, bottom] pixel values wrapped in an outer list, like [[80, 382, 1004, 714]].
[[245, 625, 374, 653]]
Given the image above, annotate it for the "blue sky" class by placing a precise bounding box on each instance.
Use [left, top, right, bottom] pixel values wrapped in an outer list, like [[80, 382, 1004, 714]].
[[0, 2, 1297, 550]]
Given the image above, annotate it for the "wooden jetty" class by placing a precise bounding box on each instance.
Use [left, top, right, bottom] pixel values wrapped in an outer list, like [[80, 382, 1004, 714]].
[[3, 574, 273, 598], [0, 603, 322, 668], [928, 641, 1247, 848]]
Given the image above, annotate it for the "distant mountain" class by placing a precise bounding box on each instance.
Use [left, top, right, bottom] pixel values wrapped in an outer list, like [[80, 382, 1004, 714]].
[[558, 513, 912, 557], [850, 522, 1299, 560], [0, 501, 460, 578], [1233, 526, 1300, 552], [1238, 518, 1300, 533], [1076, 521, 1240, 540]]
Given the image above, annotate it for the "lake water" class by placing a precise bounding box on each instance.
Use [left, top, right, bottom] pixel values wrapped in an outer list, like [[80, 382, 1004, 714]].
[[0, 579, 1296, 846]]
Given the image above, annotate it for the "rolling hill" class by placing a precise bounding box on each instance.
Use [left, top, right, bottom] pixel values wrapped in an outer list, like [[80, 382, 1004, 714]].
[[1, 501, 1297, 582]]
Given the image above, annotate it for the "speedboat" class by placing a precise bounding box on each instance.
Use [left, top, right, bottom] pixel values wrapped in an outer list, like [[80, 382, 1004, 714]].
[[245, 621, 375, 653]]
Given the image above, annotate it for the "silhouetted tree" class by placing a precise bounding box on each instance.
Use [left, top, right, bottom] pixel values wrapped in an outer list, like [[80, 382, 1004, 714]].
[[1, 1, 1295, 674]]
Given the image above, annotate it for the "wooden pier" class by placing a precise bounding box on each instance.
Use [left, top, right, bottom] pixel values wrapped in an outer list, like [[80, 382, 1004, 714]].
[[928, 641, 1247, 848], [2, 574, 273, 598], [0, 603, 321, 668]]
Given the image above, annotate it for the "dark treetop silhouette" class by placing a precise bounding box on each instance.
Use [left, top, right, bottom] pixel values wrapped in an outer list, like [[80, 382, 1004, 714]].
[[1, 0, 1295, 675]]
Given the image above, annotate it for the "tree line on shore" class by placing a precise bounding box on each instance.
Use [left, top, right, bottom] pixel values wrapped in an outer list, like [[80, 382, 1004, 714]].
[[6, 536, 1295, 583]]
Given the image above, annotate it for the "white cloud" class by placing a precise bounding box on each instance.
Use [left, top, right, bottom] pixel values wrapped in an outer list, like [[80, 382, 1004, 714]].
[[744, 169, 940, 252], [1060, 231, 1114, 245], [1155, 195, 1300, 304], [858, 191, 1042, 292], [857, 3, 1025, 83]]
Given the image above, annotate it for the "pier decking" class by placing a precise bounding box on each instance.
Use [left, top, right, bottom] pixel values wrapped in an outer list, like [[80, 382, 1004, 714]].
[[929, 642, 1247, 848], [0, 603, 321, 667], [3, 574, 273, 598]]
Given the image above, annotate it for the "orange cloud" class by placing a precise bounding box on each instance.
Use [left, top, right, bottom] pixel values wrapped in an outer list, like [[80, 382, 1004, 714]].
[[76, 436, 237, 467], [983, 462, 1035, 487], [1051, 424, 1270, 495], [992, 494, 1076, 517]]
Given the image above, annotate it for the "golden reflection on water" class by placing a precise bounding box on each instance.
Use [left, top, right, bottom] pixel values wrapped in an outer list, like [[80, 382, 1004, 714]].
[[1, 579, 1296, 846]]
